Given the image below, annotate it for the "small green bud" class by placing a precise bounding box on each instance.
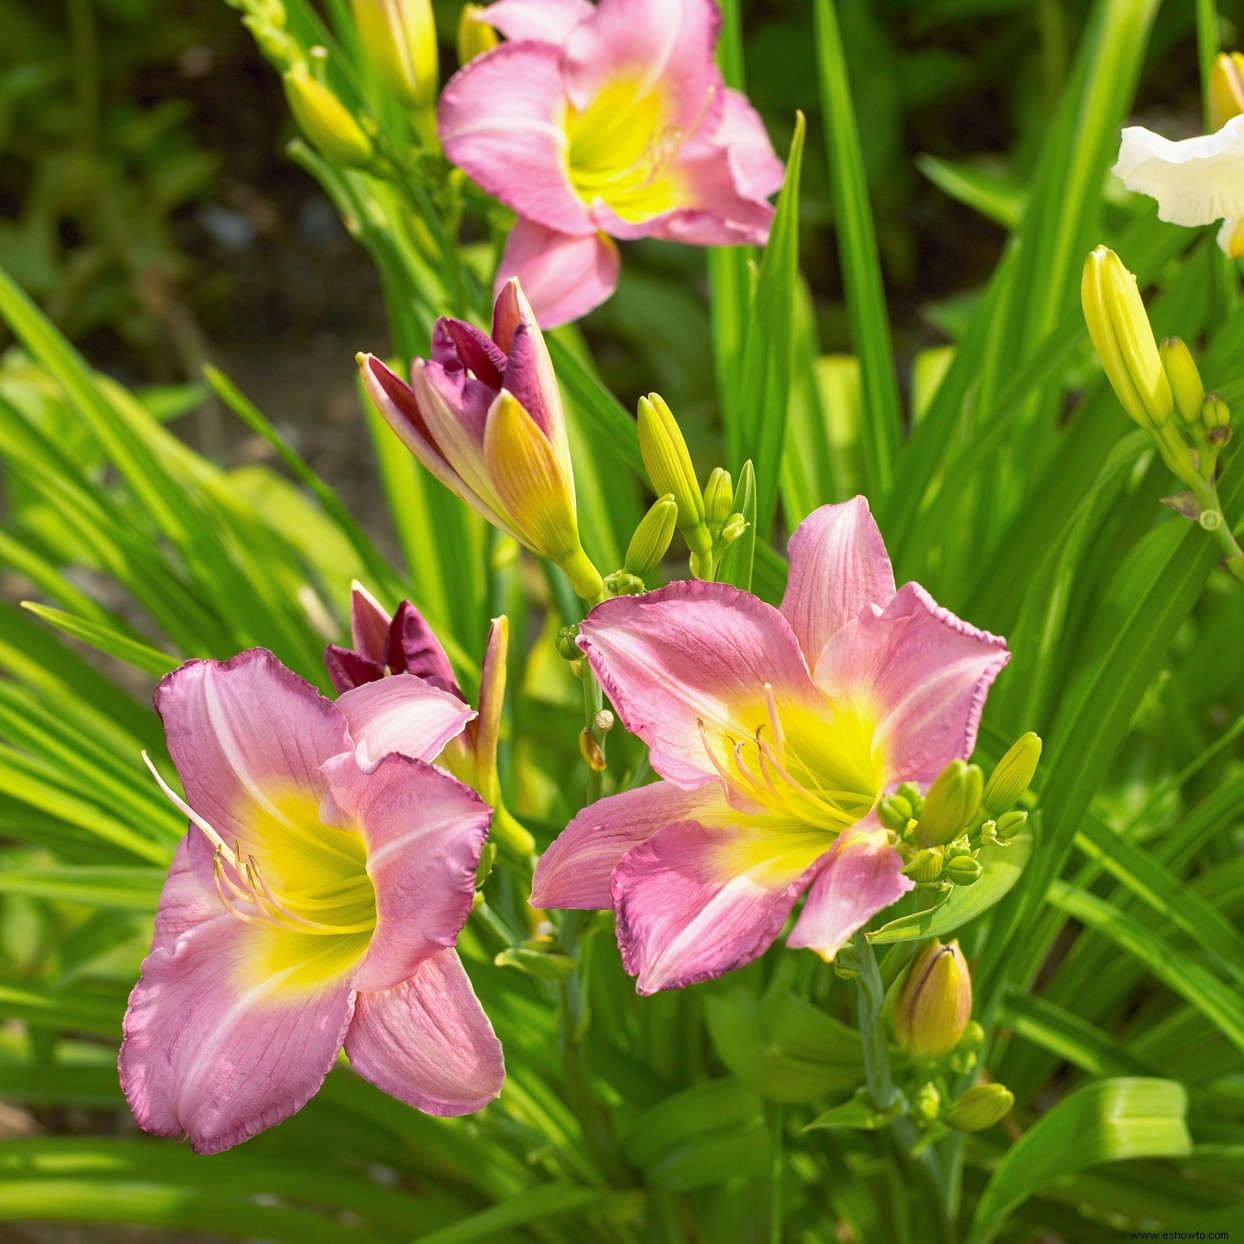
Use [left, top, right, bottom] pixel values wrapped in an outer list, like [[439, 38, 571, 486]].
[[718, 512, 748, 546], [904, 846, 944, 885], [637, 394, 712, 560], [603, 571, 645, 596], [894, 940, 973, 1063], [942, 1083, 1013, 1132], [704, 467, 734, 535], [1203, 392, 1232, 448], [1160, 338, 1205, 425], [993, 810, 1028, 842], [877, 794, 913, 833], [913, 760, 982, 847], [914, 1082, 941, 1123], [982, 732, 1042, 816], [896, 782, 924, 816], [457, 3, 499, 65], [624, 494, 678, 580], [944, 836, 973, 861], [283, 65, 374, 168], [956, 1020, 986, 1053], [944, 854, 982, 886], [556, 625, 581, 661]]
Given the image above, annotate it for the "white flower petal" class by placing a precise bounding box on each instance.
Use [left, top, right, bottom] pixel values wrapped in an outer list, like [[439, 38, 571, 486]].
[[1112, 115, 1244, 227]]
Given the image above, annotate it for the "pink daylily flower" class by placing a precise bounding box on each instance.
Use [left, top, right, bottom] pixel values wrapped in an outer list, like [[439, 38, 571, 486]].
[[120, 649, 504, 1154], [532, 499, 1010, 994], [326, 582, 509, 806], [439, 0, 785, 326]]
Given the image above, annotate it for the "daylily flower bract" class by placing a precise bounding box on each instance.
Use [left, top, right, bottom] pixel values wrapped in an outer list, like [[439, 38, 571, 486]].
[[532, 499, 1010, 994], [439, 0, 785, 325], [120, 649, 504, 1154]]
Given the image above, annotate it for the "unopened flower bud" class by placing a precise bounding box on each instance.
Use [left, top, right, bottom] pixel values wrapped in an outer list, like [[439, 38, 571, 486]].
[[719, 513, 748, 546], [603, 571, 645, 597], [556, 625, 581, 661], [942, 1083, 1013, 1133], [1203, 393, 1232, 447], [1082, 246, 1174, 430], [914, 760, 982, 847], [704, 467, 734, 535], [895, 782, 924, 816], [914, 1082, 941, 1123], [894, 940, 973, 1063], [993, 810, 1028, 842], [904, 847, 944, 885], [877, 794, 913, 832], [353, 0, 438, 107], [579, 727, 606, 772], [1160, 338, 1205, 425], [457, 3, 499, 65], [956, 1020, 986, 1054], [982, 732, 1042, 816], [1209, 51, 1244, 132], [624, 494, 678, 580], [945, 854, 982, 886], [283, 66, 374, 168], [638, 394, 711, 562]]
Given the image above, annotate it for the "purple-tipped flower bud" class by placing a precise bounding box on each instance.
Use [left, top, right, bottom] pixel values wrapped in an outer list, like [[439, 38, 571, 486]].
[[894, 940, 973, 1063]]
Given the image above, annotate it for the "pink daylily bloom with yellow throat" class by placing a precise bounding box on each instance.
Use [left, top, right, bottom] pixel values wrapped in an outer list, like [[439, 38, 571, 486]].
[[439, 0, 785, 326], [532, 499, 1010, 994], [120, 649, 504, 1154]]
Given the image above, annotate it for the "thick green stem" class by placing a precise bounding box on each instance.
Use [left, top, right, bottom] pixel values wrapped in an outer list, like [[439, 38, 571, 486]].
[[854, 933, 895, 1110]]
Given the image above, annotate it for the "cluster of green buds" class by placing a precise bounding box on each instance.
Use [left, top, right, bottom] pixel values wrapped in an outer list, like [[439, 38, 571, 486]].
[[637, 394, 749, 579], [1082, 246, 1244, 581], [894, 942, 1014, 1136], [879, 733, 1041, 892]]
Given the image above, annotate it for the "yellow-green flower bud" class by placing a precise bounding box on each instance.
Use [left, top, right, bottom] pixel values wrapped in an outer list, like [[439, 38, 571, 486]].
[[913, 759, 982, 847], [353, 0, 439, 107], [914, 1082, 941, 1123], [284, 66, 374, 168], [945, 854, 982, 886], [1159, 338, 1205, 425], [894, 940, 973, 1063], [603, 570, 645, 597], [956, 1020, 986, 1054], [993, 810, 1028, 842], [624, 494, 678, 580], [1209, 51, 1244, 132], [1081, 246, 1174, 430], [982, 732, 1042, 816], [904, 846, 944, 885], [877, 794, 913, 833], [704, 467, 734, 535], [942, 1083, 1013, 1133], [1203, 392, 1232, 448], [457, 3, 499, 64], [637, 394, 711, 560], [896, 782, 924, 815]]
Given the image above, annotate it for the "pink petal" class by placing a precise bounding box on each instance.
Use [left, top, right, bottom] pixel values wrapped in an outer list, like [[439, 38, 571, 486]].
[[611, 820, 826, 994], [576, 581, 825, 789], [478, 0, 593, 45], [786, 821, 913, 960], [714, 88, 786, 202], [345, 948, 504, 1116], [438, 43, 593, 236], [154, 650, 350, 871], [780, 498, 897, 669], [336, 673, 475, 771], [323, 753, 490, 993], [389, 601, 463, 699], [532, 778, 732, 909], [563, 0, 723, 137], [496, 219, 620, 328], [119, 838, 357, 1154], [350, 582, 393, 664], [814, 582, 1010, 788]]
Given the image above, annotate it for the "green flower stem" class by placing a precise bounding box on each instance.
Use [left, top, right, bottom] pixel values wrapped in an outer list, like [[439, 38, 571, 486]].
[[853, 932, 895, 1111], [1186, 471, 1244, 580]]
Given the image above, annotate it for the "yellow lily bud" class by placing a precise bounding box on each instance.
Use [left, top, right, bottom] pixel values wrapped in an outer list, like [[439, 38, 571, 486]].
[[913, 759, 983, 847], [893, 940, 973, 1063], [283, 66, 374, 168], [942, 1083, 1013, 1133], [457, 3, 500, 64], [637, 394, 712, 563], [1203, 392, 1232, 448], [1081, 246, 1174, 430], [703, 467, 734, 536], [1209, 52, 1244, 132], [353, 0, 439, 107], [981, 731, 1042, 816], [1159, 338, 1206, 426], [623, 494, 678, 581]]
